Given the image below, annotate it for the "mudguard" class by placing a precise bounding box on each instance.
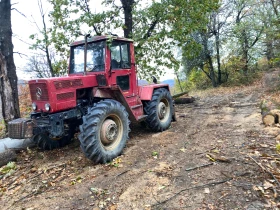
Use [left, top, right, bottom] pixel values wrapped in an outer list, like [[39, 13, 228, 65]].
[[138, 84, 170, 101]]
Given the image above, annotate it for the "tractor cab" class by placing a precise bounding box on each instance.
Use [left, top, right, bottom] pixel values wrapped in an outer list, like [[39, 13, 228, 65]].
[[69, 36, 137, 97]]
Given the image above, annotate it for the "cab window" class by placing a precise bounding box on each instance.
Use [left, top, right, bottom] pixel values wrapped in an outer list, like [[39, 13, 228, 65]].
[[70, 41, 105, 73], [110, 42, 131, 69]]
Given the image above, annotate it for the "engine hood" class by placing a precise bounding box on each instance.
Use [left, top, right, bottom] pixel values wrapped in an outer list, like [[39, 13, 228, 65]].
[[28, 75, 98, 113]]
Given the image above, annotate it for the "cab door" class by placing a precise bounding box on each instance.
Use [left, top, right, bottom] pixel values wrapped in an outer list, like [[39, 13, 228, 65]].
[[108, 41, 136, 96]]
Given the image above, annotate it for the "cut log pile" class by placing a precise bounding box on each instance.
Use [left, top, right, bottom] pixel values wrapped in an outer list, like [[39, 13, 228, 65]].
[[260, 100, 280, 126], [262, 109, 280, 126]]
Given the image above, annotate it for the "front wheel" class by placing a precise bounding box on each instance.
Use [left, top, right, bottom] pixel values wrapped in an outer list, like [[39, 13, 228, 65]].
[[144, 88, 173, 132], [33, 124, 75, 150], [78, 99, 130, 163]]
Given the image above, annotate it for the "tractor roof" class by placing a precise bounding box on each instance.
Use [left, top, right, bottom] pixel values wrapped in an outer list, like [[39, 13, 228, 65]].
[[70, 35, 133, 46]]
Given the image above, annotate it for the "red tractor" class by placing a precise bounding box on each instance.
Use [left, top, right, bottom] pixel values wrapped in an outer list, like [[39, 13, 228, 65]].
[[8, 35, 175, 163]]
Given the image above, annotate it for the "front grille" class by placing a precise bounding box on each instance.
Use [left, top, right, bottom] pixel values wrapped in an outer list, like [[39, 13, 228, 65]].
[[8, 118, 33, 139], [57, 92, 74, 100], [30, 83, 49, 101], [54, 79, 83, 90]]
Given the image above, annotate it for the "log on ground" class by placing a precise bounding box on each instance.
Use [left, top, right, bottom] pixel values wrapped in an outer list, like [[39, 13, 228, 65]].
[[262, 114, 275, 126], [0, 150, 17, 167], [174, 97, 195, 104], [172, 91, 188, 99]]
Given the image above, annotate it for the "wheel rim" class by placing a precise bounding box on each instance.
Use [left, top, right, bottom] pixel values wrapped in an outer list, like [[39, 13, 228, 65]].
[[100, 114, 123, 151], [157, 98, 170, 123]]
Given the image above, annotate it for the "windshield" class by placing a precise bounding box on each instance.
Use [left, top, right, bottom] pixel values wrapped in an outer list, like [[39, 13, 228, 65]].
[[70, 41, 105, 74]]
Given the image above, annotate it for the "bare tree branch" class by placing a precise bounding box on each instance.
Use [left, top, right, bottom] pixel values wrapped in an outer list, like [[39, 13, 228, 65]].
[[13, 52, 28, 58]]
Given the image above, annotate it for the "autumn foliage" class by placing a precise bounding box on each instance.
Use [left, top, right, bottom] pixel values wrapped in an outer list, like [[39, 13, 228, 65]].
[[18, 84, 32, 118]]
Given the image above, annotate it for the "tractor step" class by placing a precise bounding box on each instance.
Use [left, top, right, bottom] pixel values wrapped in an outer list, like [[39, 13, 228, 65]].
[[137, 115, 147, 121], [131, 104, 142, 109]]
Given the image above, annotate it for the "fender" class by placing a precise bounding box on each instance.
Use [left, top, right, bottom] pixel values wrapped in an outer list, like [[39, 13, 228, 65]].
[[93, 86, 144, 122], [138, 84, 170, 101]]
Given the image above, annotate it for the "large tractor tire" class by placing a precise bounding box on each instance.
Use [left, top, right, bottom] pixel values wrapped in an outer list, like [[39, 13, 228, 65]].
[[33, 124, 75, 150], [78, 99, 130, 163], [144, 88, 173, 132]]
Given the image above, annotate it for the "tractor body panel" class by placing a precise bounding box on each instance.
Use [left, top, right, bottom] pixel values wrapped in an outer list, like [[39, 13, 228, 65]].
[[28, 75, 98, 113], [138, 84, 170, 101]]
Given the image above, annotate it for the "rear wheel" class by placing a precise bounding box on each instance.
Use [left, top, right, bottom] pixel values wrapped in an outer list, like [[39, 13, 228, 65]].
[[144, 88, 173, 132], [78, 99, 130, 163], [33, 124, 75, 150]]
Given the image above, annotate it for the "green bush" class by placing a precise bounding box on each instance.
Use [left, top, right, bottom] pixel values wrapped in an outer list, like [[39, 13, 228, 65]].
[[174, 69, 212, 92]]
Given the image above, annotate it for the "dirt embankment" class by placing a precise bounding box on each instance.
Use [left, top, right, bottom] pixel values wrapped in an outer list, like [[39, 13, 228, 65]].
[[1, 71, 280, 210]]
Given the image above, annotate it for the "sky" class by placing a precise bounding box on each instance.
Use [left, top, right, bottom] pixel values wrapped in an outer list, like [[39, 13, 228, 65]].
[[11, 0, 175, 81]]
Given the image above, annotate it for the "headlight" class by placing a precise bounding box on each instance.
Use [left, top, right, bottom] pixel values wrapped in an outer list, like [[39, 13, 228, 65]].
[[45, 103, 50, 111], [32, 103, 37, 111]]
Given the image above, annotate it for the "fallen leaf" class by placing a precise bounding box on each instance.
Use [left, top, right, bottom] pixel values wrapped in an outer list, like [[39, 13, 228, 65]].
[[254, 151, 261, 156], [260, 144, 269, 148], [158, 185, 166, 190], [0, 162, 17, 174], [206, 154, 216, 162], [253, 185, 265, 194], [180, 148, 186, 153], [99, 200, 106, 208], [109, 205, 117, 210], [212, 149, 220, 154], [152, 151, 158, 156], [276, 143, 280, 153], [263, 180, 274, 189]]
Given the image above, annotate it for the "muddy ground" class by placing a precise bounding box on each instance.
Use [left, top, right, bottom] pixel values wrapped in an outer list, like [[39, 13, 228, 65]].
[[1, 71, 280, 210]]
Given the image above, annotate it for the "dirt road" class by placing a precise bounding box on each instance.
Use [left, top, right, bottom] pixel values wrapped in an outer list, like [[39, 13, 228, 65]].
[[1, 72, 279, 209]]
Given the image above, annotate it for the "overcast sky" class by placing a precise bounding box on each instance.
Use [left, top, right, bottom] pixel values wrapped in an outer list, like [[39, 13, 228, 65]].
[[11, 0, 174, 80], [12, 0, 50, 79]]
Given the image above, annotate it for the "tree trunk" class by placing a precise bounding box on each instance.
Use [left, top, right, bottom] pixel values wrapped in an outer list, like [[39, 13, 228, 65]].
[[202, 34, 216, 87], [215, 31, 221, 84], [241, 29, 249, 74], [0, 0, 20, 128], [264, 21, 273, 66], [212, 12, 222, 85], [121, 0, 134, 38], [208, 55, 217, 87]]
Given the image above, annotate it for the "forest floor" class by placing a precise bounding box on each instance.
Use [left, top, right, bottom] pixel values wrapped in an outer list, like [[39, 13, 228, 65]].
[[1, 70, 280, 210]]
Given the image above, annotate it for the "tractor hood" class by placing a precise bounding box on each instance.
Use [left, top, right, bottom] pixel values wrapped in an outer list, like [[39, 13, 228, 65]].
[[28, 75, 98, 113]]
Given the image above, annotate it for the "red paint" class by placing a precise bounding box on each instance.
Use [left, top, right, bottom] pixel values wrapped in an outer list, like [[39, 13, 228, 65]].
[[138, 84, 170, 101]]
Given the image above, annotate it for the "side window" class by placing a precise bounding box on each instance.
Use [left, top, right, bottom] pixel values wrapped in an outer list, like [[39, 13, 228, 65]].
[[111, 42, 131, 69], [111, 45, 121, 69]]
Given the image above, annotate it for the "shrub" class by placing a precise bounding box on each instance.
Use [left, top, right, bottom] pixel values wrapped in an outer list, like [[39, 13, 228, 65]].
[[18, 84, 32, 118]]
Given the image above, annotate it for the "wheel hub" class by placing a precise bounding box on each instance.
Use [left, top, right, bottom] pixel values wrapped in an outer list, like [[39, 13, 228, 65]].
[[101, 119, 118, 145], [158, 102, 167, 119]]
